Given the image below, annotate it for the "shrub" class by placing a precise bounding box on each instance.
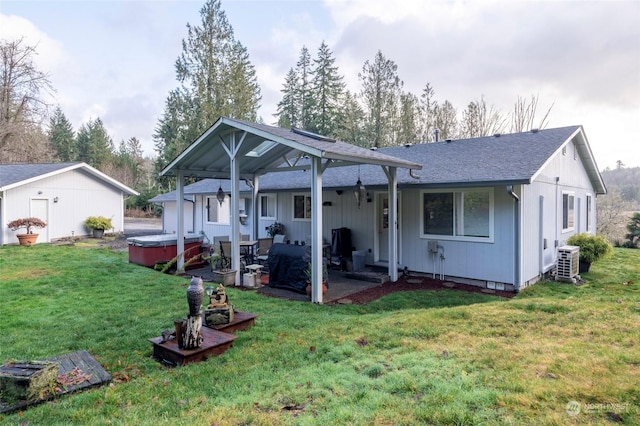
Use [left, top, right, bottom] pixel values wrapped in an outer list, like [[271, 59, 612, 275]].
[[7, 217, 47, 234], [624, 212, 640, 248], [84, 216, 113, 231], [566, 233, 613, 264]]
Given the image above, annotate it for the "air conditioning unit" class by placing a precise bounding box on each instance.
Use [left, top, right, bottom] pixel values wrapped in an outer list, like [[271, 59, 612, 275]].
[[556, 245, 580, 283]]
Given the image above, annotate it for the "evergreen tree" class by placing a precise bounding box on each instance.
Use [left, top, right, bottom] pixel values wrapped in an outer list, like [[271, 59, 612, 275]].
[[397, 91, 421, 144], [154, 0, 261, 181], [274, 67, 299, 128], [309, 41, 345, 137], [47, 106, 76, 161], [420, 83, 437, 142], [334, 90, 366, 146], [76, 117, 113, 169], [295, 46, 313, 130], [358, 50, 402, 148]]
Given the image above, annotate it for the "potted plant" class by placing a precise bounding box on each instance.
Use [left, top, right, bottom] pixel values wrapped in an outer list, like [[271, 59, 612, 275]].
[[209, 244, 236, 286], [265, 222, 284, 238], [305, 261, 328, 296], [7, 217, 47, 246], [84, 216, 113, 238], [566, 233, 613, 273]]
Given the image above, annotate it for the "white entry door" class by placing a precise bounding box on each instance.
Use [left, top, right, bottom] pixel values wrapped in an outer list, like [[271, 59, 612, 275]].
[[375, 192, 401, 264], [30, 198, 49, 242]]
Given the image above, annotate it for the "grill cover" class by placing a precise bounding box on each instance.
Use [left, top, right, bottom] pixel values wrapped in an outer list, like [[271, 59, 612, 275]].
[[267, 243, 311, 294]]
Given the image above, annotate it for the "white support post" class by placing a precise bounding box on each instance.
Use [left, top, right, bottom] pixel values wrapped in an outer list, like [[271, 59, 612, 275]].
[[311, 156, 323, 303], [388, 167, 398, 282], [230, 132, 241, 285], [252, 175, 260, 239], [176, 170, 185, 271]]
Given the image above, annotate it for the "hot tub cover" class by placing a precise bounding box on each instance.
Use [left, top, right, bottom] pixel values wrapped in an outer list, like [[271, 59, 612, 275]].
[[127, 233, 203, 247]]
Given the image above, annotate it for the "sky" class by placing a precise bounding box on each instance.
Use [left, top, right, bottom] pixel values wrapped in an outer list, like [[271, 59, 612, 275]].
[[1, 0, 639, 171]]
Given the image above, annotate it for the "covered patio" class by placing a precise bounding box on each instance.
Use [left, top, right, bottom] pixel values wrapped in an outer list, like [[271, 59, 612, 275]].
[[160, 117, 421, 303]]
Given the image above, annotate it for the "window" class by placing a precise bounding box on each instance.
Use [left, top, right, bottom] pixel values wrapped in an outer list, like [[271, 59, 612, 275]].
[[562, 192, 575, 231], [206, 196, 230, 224], [586, 194, 592, 231], [421, 189, 493, 241], [260, 194, 276, 219], [293, 194, 311, 220]]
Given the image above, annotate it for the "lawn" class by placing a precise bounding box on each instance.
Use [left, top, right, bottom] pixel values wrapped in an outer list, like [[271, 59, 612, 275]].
[[0, 244, 638, 425]]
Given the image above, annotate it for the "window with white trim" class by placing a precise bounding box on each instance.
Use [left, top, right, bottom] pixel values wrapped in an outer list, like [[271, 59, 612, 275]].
[[562, 192, 575, 231], [293, 194, 311, 220], [206, 196, 230, 224], [421, 189, 493, 241], [260, 194, 276, 219]]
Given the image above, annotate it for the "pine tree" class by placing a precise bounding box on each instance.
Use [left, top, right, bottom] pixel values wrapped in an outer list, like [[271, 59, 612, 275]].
[[295, 46, 313, 130], [397, 91, 421, 145], [420, 83, 437, 142], [274, 67, 299, 128], [334, 90, 366, 146], [309, 41, 345, 137], [154, 0, 261, 180], [76, 118, 113, 169], [48, 106, 76, 161], [358, 50, 402, 148]]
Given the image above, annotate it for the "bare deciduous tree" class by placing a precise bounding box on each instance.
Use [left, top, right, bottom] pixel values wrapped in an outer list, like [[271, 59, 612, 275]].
[[0, 38, 54, 158], [510, 94, 553, 133], [597, 187, 632, 243]]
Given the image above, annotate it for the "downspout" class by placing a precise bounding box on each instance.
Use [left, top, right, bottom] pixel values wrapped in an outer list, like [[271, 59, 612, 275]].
[[507, 185, 520, 290]]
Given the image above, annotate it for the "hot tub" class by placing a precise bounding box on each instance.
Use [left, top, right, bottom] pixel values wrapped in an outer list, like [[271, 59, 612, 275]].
[[127, 234, 204, 268]]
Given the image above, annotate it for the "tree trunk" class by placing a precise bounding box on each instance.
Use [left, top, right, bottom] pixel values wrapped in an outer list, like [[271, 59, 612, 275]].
[[181, 315, 203, 350]]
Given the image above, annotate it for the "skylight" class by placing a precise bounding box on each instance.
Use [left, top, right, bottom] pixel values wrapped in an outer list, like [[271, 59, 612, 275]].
[[246, 140, 278, 157]]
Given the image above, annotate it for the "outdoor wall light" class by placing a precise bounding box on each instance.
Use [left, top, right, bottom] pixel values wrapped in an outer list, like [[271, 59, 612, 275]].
[[353, 165, 366, 209], [53, 197, 59, 203], [216, 180, 226, 206]]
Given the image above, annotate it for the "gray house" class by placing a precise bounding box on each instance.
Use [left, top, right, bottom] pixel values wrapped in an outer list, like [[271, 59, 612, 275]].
[[153, 119, 605, 296], [0, 162, 138, 245]]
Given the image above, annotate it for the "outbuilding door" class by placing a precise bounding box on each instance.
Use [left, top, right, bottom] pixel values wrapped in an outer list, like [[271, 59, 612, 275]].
[[30, 198, 49, 242]]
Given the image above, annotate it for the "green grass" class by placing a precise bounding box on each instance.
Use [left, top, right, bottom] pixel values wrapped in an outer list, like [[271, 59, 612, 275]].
[[0, 245, 638, 425]]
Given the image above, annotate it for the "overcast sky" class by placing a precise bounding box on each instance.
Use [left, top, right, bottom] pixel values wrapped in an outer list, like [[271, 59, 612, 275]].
[[1, 0, 639, 170]]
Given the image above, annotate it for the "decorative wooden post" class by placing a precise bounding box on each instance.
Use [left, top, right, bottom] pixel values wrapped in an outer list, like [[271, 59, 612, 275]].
[[182, 277, 204, 350], [182, 315, 203, 349]]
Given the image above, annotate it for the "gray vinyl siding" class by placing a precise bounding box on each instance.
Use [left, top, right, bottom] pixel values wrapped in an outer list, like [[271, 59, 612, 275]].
[[520, 139, 599, 286]]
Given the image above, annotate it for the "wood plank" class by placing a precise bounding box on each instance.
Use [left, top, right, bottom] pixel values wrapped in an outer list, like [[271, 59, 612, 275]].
[[0, 351, 110, 414], [204, 311, 258, 334], [149, 327, 237, 367]]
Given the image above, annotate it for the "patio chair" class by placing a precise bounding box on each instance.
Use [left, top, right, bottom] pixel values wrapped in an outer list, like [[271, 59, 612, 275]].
[[218, 240, 232, 271], [256, 237, 274, 267]]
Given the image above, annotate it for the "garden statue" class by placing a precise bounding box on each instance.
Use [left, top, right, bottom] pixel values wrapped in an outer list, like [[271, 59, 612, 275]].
[[178, 277, 204, 349], [204, 284, 234, 326]]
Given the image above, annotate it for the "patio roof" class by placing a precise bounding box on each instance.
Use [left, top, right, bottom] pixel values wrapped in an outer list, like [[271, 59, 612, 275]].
[[160, 117, 422, 179], [160, 117, 420, 304]]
